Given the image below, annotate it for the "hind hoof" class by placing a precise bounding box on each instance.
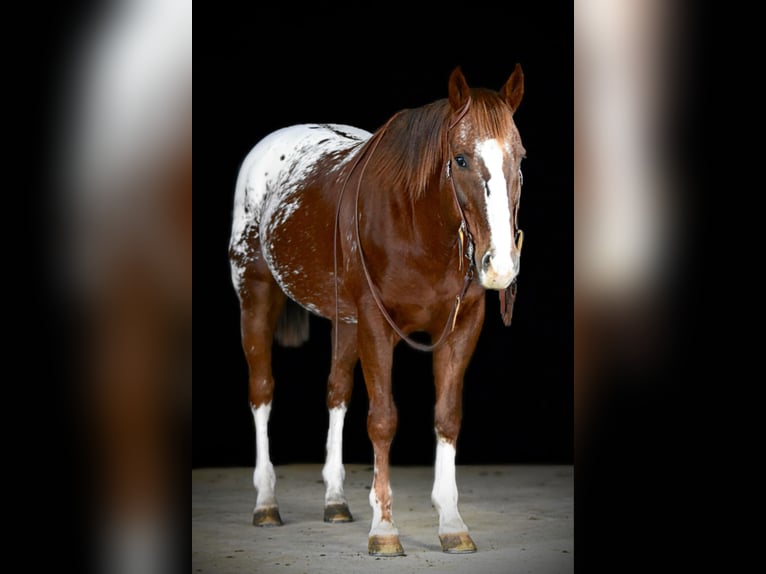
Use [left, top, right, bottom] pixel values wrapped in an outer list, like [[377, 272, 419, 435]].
[[324, 503, 353, 523], [439, 532, 477, 553], [253, 507, 283, 527], [368, 534, 404, 556]]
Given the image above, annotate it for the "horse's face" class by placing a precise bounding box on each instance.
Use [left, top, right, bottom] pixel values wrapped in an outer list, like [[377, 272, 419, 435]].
[[447, 66, 525, 291]]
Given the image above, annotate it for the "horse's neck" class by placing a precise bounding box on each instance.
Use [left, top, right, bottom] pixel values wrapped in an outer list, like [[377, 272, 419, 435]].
[[355, 106, 461, 270], [372, 176, 460, 269], [419, 180, 459, 246]]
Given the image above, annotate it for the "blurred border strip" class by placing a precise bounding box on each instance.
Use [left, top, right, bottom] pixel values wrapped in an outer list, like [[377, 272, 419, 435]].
[[60, 1, 191, 573]]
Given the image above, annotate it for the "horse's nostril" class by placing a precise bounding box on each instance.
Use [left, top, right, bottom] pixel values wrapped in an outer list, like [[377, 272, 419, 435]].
[[481, 252, 492, 271]]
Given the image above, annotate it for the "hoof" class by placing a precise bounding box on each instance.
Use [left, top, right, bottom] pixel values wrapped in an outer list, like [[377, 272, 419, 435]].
[[439, 532, 477, 554], [324, 503, 353, 523], [368, 534, 405, 556], [252, 507, 283, 527]]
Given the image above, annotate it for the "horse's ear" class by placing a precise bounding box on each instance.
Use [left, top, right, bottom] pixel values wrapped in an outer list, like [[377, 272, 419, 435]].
[[448, 67, 470, 111], [501, 63, 524, 113]]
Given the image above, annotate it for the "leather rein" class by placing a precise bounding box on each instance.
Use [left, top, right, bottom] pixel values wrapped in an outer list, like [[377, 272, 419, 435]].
[[333, 96, 519, 357]]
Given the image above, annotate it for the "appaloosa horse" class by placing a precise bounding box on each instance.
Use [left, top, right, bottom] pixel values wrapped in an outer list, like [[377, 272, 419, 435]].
[[229, 65, 525, 556]]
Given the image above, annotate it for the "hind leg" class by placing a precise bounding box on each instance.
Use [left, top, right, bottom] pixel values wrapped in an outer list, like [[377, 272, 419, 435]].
[[322, 321, 358, 523], [236, 252, 287, 527]]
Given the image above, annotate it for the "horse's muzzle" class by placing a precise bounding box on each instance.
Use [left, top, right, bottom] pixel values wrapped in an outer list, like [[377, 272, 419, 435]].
[[478, 250, 518, 290], [478, 230, 523, 290]]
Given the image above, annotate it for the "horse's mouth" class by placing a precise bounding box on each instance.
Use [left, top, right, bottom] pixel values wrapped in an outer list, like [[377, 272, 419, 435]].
[[478, 269, 516, 291]]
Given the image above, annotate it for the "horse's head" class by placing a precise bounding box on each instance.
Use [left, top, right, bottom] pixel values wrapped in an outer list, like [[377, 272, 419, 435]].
[[446, 65, 525, 291]]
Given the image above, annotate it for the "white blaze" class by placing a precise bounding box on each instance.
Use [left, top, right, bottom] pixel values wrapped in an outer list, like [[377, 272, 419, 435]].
[[431, 436, 469, 534], [322, 405, 348, 505], [252, 402, 277, 508], [477, 139, 514, 279]]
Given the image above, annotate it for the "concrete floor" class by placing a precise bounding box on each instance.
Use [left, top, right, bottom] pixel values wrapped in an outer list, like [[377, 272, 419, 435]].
[[192, 464, 573, 574]]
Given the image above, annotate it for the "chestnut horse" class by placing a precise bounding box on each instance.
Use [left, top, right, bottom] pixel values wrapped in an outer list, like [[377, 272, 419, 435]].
[[229, 66, 525, 556]]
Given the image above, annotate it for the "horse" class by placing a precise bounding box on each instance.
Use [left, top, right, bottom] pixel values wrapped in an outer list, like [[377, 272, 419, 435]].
[[229, 65, 526, 556]]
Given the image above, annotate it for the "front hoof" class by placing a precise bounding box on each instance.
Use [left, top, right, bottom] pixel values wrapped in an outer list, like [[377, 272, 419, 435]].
[[368, 534, 404, 556], [253, 506, 283, 527], [324, 503, 353, 523], [439, 532, 477, 554]]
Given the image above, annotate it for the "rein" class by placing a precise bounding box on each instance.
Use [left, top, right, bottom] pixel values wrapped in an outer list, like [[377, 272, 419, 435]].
[[333, 98, 475, 356]]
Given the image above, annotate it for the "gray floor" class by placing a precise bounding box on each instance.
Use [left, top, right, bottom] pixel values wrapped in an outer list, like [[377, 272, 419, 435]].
[[192, 464, 573, 574]]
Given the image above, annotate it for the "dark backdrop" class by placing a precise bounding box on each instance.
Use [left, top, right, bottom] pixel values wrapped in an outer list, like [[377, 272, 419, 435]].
[[196, 5, 573, 468]]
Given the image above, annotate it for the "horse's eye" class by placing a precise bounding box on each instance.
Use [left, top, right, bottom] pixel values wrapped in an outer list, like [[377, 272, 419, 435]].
[[454, 155, 468, 169]]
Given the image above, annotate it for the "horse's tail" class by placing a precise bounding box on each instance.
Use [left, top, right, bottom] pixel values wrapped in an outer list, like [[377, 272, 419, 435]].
[[274, 299, 310, 347]]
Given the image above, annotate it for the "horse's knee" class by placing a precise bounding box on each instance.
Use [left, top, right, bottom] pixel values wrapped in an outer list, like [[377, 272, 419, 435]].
[[367, 402, 398, 443]]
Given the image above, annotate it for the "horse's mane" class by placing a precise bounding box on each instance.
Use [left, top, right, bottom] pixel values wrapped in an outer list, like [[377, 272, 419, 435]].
[[367, 89, 516, 201]]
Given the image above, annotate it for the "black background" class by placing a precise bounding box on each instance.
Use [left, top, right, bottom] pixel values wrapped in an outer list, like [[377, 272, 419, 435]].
[[195, 5, 573, 469]]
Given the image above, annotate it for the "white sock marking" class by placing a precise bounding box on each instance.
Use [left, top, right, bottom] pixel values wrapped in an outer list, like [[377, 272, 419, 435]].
[[252, 402, 277, 509], [322, 405, 347, 505], [368, 479, 398, 536], [431, 436, 468, 534]]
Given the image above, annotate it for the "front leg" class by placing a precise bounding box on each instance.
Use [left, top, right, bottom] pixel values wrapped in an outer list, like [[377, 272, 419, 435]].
[[431, 297, 485, 553], [357, 309, 403, 556]]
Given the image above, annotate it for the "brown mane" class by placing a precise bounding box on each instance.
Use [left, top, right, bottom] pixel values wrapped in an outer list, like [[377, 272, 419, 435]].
[[367, 88, 517, 201]]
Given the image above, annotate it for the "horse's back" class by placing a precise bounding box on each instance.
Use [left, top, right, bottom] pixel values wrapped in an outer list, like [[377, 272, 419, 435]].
[[230, 123, 370, 318]]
